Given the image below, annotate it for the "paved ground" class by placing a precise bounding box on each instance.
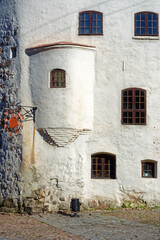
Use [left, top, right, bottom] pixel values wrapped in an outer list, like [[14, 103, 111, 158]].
[[0, 209, 159, 240]]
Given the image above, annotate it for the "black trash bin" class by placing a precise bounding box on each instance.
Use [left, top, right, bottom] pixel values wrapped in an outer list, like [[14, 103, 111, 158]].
[[71, 198, 80, 212]]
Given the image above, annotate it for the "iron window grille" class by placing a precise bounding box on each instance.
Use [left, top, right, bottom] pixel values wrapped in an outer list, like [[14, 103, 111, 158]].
[[135, 12, 158, 36], [79, 11, 103, 35], [50, 69, 66, 88], [91, 153, 116, 179], [122, 88, 146, 125]]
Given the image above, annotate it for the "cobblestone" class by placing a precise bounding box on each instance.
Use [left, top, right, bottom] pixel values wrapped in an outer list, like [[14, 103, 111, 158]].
[[33, 210, 160, 240], [0, 209, 159, 240]]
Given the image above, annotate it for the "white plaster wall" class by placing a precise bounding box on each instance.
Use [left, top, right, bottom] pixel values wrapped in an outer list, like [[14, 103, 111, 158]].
[[29, 46, 95, 130], [13, 0, 160, 206]]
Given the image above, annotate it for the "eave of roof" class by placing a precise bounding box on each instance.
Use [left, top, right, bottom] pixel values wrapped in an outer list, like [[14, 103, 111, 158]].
[[25, 41, 96, 55]]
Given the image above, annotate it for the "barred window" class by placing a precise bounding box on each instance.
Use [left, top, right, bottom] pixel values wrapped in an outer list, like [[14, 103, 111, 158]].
[[79, 11, 103, 35], [122, 88, 146, 125], [50, 69, 66, 88], [135, 12, 158, 36], [91, 153, 116, 179]]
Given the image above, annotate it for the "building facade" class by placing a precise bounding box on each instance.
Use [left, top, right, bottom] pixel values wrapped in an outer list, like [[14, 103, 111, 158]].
[[0, 0, 160, 212]]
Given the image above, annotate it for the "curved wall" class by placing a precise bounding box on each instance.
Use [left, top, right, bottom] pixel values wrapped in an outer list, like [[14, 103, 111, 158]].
[[29, 45, 95, 130]]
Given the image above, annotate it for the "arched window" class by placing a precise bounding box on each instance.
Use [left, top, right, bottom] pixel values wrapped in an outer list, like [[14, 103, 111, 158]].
[[50, 69, 66, 88], [122, 88, 146, 125], [141, 160, 157, 178], [135, 12, 158, 36], [79, 11, 103, 35], [91, 153, 116, 179]]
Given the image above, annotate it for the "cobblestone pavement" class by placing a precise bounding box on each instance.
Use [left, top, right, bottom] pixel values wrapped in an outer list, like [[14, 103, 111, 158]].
[[33, 210, 160, 240], [0, 213, 85, 240], [0, 210, 159, 240]]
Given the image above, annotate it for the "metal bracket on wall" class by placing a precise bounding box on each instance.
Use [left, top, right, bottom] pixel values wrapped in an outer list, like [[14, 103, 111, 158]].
[[19, 105, 37, 122]]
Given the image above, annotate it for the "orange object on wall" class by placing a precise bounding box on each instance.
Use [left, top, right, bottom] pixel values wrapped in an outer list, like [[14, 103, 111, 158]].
[[9, 117, 18, 128]]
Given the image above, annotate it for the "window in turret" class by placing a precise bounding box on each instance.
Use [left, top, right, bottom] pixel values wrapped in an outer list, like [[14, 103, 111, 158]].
[[135, 12, 158, 36], [50, 69, 66, 88], [79, 11, 103, 35]]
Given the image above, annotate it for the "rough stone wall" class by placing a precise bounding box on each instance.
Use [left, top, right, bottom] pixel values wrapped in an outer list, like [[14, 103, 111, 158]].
[[0, 0, 22, 211]]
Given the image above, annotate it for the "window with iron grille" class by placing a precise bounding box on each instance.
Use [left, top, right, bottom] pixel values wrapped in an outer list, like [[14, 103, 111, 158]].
[[50, 69, 66, 88], [79, 11, 103, 35], [122, 88, 146, 125], [91, 153, 116, 179], [142, 161, 157, 178], [135, 12, 158, 36]]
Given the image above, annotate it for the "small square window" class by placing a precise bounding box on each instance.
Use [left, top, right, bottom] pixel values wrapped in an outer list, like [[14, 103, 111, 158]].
[[142, 161, 157, 178]]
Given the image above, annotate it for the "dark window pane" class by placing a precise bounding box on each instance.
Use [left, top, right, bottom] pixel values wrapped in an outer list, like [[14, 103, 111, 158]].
[[141, 103, 144, 109], [123, 103, 127, 109], [141, 13, 145, 20], [141, 20, 145, 27], [123, 97, 127, 102], [128, 103, 132, 109], [97, 21, 101, 27], [92, 28, 96, 34], [97, 171, 102, 177], [128, 91, 132, 96], [153, 21, 157, 27], [136, 90, 139, 95], [136, 14, 140, 20], [84, 28, 90, 34], [123, 112, 127, 117], [141, 28, 145, 34], [136, 112, 139, 117], [141, 112, 144, 117], [98, 165, 102, 170], [128, 118, 132, 123], [148, 28, 152, 35], [84, 13, 89, 20], [97, 28, 102, 34], [129, 112, 132, 117], [86, 21, 90, 27], [128, 97, 132, 102], [136, 28, 141, 35], [80, 28, 84, 34], [136, 118, 139, 123], [136, 21, 140, 27], [136, 103, 139, 109], [148, 21, 152, 28], [105, 171, 109, 177], [153, 28, 157, 35], [123, 91, 127, 96], [153, 14, 157, 21], [123, 118, 127, 123], [98, 158, 101, 164], [92, 165, 96, 170]]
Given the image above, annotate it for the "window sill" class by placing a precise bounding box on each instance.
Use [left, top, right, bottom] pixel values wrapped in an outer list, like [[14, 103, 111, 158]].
[[132, 36, 159, 40]]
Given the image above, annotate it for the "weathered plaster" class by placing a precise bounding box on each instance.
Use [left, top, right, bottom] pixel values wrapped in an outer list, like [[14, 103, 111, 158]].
[[0, 0, 160, 212]]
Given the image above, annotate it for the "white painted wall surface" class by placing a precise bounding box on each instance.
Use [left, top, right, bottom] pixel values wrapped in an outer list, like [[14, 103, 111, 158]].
[[29, 45, 95, 130], [12, 0, 160, 208]]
